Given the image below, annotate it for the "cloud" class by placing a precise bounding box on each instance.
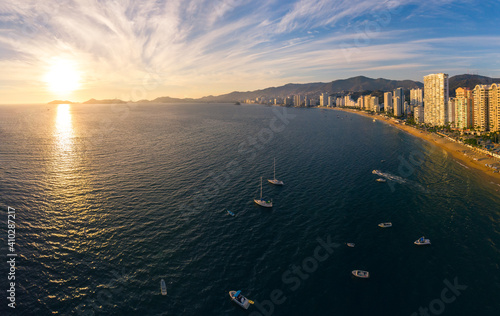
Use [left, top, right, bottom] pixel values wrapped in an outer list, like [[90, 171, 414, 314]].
[[0, 0, 498, 103]]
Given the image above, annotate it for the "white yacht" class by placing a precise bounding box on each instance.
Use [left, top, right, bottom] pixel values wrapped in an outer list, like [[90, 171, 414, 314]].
[[254, 177, 273, 207], [268, 158, 284, 185]]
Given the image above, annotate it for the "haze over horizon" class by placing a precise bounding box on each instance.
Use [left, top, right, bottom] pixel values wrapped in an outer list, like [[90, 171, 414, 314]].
[[1, 0, 499, 104]]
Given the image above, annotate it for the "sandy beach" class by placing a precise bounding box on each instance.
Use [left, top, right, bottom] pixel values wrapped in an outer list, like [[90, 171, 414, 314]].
[[327, 107, 500, 187]]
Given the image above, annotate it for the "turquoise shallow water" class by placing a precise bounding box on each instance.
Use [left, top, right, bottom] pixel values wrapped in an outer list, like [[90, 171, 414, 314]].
[[0, 103, 499, 315]]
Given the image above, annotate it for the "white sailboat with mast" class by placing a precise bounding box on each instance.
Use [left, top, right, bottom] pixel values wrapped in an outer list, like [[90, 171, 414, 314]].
[[267, 158, 284, 185], [254, 177, 272, 207]]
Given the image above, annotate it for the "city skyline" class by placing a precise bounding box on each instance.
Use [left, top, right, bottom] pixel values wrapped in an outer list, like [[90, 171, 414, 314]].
[[1, 0, 500, 104]]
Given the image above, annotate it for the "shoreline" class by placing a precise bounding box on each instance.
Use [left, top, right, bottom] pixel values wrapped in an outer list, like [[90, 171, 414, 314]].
[[320, 106, 500, 187]]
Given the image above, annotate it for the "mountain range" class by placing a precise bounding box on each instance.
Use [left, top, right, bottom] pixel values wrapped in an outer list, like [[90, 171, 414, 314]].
[[49, 74, 500, 104]]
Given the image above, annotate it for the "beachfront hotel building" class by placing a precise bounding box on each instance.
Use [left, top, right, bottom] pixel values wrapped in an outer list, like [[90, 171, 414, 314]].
[[424, 73, 449, 126], [448, 98, 455, 126], [393, 88, 404, 117], [410, 88, 423, 107], [455, 87, 474, 129], [344, 96, 355, 107], [471, 84, 500, 132], [294, 95, 302, 107], [415, 106, 424, 123], [363, 95, 372, 111], [319, 93, 328, 106], [384, 92, 392, 113], [489, 84, 500, 132], [357, 96, 364, 109], [473, 85, 489, 131]]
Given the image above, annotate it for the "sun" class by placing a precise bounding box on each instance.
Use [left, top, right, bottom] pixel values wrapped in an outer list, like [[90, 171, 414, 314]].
[[44, 59, 81, 95]]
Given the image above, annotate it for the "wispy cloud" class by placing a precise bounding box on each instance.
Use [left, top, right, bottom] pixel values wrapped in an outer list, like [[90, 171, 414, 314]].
[[0, 0, 498, 103]]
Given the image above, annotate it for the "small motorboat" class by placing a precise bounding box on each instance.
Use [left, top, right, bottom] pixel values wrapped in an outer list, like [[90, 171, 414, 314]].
[[226, 210, 235, 217], [378, 222, 392, 228], [346, 243, 355, 248], [160, 279, 167, 295], [229, 290, 250, 309], [352, 270, 370, 278], [376, 178, 386, 183], [381, 160, 386, 163], [414, 236, 431, 245]]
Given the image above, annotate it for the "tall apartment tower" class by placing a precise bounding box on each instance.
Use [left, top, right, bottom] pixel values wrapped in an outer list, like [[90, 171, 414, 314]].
[[489, 84, 500, 132], [319, 93, 328, 106], [448, 98, 455, 126], [473, 85, 490, 131], [414, 106, 425, 123], [423, 73, 449, 126], [384, 92, 393, 113], [393, 88, 404, 117], [357, 97, 364, 109], [455, 87, 474, 129], [294, 95, 302, 107], [328, 96, 333, 107], [393, 88, 404, 116], [371, 96, 379, 112], [410, 88, 423, 107]]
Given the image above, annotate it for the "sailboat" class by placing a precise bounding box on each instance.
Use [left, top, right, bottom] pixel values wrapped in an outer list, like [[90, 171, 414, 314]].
[[254, 177, 273, 207], [267, 158, 284, 185]]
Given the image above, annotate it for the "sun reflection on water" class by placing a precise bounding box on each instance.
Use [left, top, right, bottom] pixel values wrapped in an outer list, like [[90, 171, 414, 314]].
[[55, 104, 73, 152]]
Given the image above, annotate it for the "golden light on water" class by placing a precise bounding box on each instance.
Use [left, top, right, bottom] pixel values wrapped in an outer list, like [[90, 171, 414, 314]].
[[55, 104, 74, 153]]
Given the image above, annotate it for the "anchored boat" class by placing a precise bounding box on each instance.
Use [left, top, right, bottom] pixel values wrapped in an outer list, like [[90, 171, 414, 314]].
[[414, 236, 431, 245], [352, 270, 370, 278], [254, 177, 272, 207], [160, 279, 167, 295], [268, 158, 284, 185], [378, 222, 392, 228], [229, 290, 250, 309]]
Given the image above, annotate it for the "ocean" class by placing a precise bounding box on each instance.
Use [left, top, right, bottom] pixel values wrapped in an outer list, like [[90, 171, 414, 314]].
[[0, 103, 499, 315]]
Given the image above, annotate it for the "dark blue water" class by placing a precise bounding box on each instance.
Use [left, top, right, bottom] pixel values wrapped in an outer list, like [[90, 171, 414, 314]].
[[0, 103, 499, 316]]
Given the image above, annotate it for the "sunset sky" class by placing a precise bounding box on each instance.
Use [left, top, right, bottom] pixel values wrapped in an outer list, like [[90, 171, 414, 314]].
[[1, 0, 499, 104]]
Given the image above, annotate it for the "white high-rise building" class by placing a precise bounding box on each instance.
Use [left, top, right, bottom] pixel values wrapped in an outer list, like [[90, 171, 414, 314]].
[[410, 88, 423, 107], [371, 96, 379, 112], [320, 93, 329, 106], [357, 97, 364, 109], [384, 92, 392, 113], [414, 106, 425, 123], [393, 88, 404, 116], [336, 97, 343, 107], [424, 73, 449, 126], [448, 97, 455, 126], [394, 97, 402, 116], [294, 95, 301, 107]]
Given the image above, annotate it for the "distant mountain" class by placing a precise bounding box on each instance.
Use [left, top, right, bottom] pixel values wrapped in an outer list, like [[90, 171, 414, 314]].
[[82, 98, 127, 104], [48, 100, 77, 104], [449, 74, 500, 97], [48, 74, 500, 105], [198, 76, 423, 102], [149, 96, 198, 103]]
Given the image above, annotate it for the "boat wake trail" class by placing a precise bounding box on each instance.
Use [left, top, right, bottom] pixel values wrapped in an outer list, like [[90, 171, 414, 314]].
[[372, 170, 407, 183], [372, 170, 426, 191]]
